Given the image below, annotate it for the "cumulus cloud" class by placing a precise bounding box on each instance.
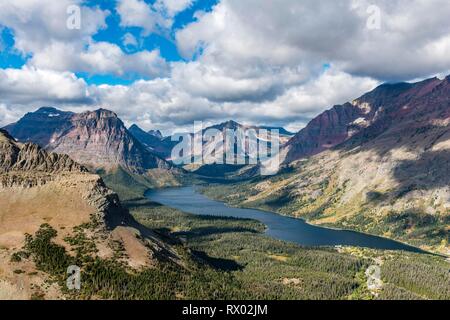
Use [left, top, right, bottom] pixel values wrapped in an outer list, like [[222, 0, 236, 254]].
[[0, 67, 93, 127], [0, 66, 376, 132], [82, 67, 376, 133], [0, 67, 90, 105], [0, 0, 169, 78], [117, 0, 169, 35], [30, 41, 169, 78], [117, 0, 193, 35], [0, 0, 108, 54], [176, 0, 450, 81]]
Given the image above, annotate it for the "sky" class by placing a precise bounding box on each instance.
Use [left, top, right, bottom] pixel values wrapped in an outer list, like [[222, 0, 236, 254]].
[[0, 0, 450, 134]]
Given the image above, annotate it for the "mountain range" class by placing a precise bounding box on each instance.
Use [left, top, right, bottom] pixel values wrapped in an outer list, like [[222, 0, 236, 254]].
[[4, 108, 169, 174], [211, 75, 450, 255], [2, 75, 450, 254], [1, 74, 450, 300]]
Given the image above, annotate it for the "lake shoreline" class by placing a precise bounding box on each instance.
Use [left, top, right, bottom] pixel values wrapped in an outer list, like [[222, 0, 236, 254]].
[[194, 185, 441, 256], [146, 186, 429, 254]]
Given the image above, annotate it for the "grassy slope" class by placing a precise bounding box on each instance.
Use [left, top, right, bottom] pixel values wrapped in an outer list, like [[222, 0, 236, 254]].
[[200, 166, 450, 254]]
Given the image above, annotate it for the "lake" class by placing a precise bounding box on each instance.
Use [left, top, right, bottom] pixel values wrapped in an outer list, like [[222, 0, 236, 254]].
[[146, 186, 423, 253]]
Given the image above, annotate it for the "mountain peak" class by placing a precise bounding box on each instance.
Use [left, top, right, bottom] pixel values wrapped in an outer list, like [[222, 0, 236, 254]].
[[213, 120, 241, 131], [35, 106, 64, 114], [90, 108, 118, 118], [148, 129, 163, 139], [129, 124, 141, 131], [284, 74, 450, 163], [5, 108, 169, 173]]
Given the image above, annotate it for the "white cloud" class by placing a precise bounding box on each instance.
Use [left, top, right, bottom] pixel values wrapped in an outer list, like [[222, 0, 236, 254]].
[[176, 0, 450, 81], [1, 0, 450, 133], [0, 104, 24, 127], [117, 0, 169, 35], [30, 41, 169, 78], [117, 0, 192, 35], [0, 67, 92, 126], [84, 67, 377, 132], [0, 0, 169, 79], [0, 0, 108, 54], [0, 67, 89, 104], [122, 32, 139, 50], [154, 0, 194, 17]]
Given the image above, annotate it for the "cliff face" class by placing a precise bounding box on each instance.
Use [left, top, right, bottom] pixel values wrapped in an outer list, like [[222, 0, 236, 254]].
[[48, 109, 169, 173], [283, 77, 448, 163], [3, 108, 169, 173], [283, 103, 364, 162]]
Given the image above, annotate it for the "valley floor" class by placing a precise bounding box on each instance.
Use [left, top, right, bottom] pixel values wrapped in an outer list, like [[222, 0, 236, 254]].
[[127, 195, 450, 300], [4, 174, 448, 300]]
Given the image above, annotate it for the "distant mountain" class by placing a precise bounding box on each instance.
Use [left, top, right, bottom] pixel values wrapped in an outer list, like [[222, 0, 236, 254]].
[[206, 120, 293, 138], [148, 129, 163, 139], [129, 120, 292, 168], [3, 107, 74, 147], [128, 124, 175, 159], [4, 108, 170, 173], [159, 120, 291, 178], [199, 120, 292, 165]]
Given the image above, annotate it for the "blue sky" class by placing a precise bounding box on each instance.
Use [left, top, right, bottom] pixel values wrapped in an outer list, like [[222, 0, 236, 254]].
[[0, 0, 448, 132], [1, 0, 218, 85]]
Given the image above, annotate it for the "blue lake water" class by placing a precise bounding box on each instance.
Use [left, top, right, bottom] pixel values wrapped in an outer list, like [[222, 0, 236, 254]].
[[146, 186, 423, 253]]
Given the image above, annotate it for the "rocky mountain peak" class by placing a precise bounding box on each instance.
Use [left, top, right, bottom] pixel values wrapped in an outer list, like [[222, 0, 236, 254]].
[[83, 108, 119, 119], [283, 75, 450, 163], [4, 108, 170, 173], [35, 106, 67, 114], [148, 129, 163, 139], [0, 129, 86, 174]]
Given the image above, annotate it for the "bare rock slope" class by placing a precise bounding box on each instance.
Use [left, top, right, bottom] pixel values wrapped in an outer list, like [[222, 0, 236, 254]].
[[4, 108, 169, 173]]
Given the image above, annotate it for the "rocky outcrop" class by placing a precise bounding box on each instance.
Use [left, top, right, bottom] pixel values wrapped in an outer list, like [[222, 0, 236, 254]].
[[0, 129, 124, 223], [0, 129, 86, 175]]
